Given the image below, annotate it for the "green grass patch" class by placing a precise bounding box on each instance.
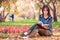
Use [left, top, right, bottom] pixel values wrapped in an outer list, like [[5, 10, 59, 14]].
[[0, 33, 9, 38], [0, 19, 38, 26], [0, 19, 60, 28], [52, 22, 60, 28]]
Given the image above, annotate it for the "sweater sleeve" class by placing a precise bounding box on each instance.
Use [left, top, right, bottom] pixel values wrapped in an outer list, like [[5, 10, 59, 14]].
[[39, 14, 43, 21]]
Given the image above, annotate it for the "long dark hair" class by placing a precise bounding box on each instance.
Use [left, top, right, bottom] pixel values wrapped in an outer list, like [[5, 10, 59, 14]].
[[42, 5, 51, 16]]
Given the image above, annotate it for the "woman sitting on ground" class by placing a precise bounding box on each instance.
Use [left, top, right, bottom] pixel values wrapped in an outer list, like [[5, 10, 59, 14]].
[[19, 5, 52, 38]]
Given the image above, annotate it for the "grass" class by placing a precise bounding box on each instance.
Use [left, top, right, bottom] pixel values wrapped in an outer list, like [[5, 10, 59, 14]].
[[0, 19, 60, 28], [0, 19, 38, 26], [52, 22, 60, 28], [0, 33, 9, 38]]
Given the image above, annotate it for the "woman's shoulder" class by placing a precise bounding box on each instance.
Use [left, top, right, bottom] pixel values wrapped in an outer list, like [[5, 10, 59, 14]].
[[39, 14, 43, 17], [49, 16, 52, 19]]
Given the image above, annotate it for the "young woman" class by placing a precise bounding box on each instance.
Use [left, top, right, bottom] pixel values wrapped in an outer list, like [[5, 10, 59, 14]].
[[19, 5, 52, 38]]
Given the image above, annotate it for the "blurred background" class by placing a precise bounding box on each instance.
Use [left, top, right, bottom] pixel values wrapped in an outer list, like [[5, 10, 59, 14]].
[[0, 0, 60, 27], [0, 0, 60, 21]]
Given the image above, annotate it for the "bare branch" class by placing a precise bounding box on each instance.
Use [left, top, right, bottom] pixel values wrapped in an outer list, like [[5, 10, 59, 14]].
[[48, 5, 54, 11], [45, 0, 52, 4], [4, 13, 9, 19], [52, 0, 56, 4]]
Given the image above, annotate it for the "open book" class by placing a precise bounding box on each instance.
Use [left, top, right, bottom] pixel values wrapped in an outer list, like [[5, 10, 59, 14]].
[[38, 21, 49, 26]]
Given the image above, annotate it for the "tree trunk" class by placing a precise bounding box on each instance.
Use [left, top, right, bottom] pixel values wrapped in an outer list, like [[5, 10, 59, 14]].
[[0, 0, 2, 4], [53, 4, 57, 22], [3, 7, 5, 18], [0, 13, 9, 22]]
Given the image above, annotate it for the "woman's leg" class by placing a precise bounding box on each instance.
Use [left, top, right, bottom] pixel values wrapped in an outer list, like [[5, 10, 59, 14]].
[[19, 24, 38, 38], [28, 29, 39, 37], [36, 24, 52, 36], [28, 24, 52, 37], [26, 23, 43, 35], [38, 28, 52, 36], [26, 24, 42, 37], [27, 24, 37, 32], [24, 24, 38, 35]]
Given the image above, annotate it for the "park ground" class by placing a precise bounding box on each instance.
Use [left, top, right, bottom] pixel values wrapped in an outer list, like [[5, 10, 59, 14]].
[[0, 19, 60, 40]]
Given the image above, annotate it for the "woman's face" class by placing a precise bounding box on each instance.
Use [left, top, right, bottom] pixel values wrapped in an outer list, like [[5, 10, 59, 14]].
[[43, 8, 48, 16]]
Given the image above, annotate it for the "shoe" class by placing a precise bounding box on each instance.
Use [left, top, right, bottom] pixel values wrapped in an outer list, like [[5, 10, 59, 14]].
[[18, 33, 28, 38]]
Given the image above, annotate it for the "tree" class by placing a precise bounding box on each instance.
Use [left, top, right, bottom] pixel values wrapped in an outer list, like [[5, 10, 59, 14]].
[[0, 0, 10, 22], [52, 0, 57, 21], [35, 0, 57, 22]]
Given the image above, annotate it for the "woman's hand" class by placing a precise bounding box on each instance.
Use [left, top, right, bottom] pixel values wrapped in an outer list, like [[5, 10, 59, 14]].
[[42, 24, 49, 29], [38, 21, 49, 29]]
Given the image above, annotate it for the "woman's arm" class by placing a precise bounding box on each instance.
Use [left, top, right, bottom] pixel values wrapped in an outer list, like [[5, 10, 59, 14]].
[[38, 21, 49, 29], [42, 24, 49, 29], [42, 17, 52, 29]]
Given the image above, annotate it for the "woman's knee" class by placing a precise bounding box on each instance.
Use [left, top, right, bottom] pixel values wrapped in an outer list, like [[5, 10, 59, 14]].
[[29, 29, 39, 37], [44, 30, 52, 36]]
